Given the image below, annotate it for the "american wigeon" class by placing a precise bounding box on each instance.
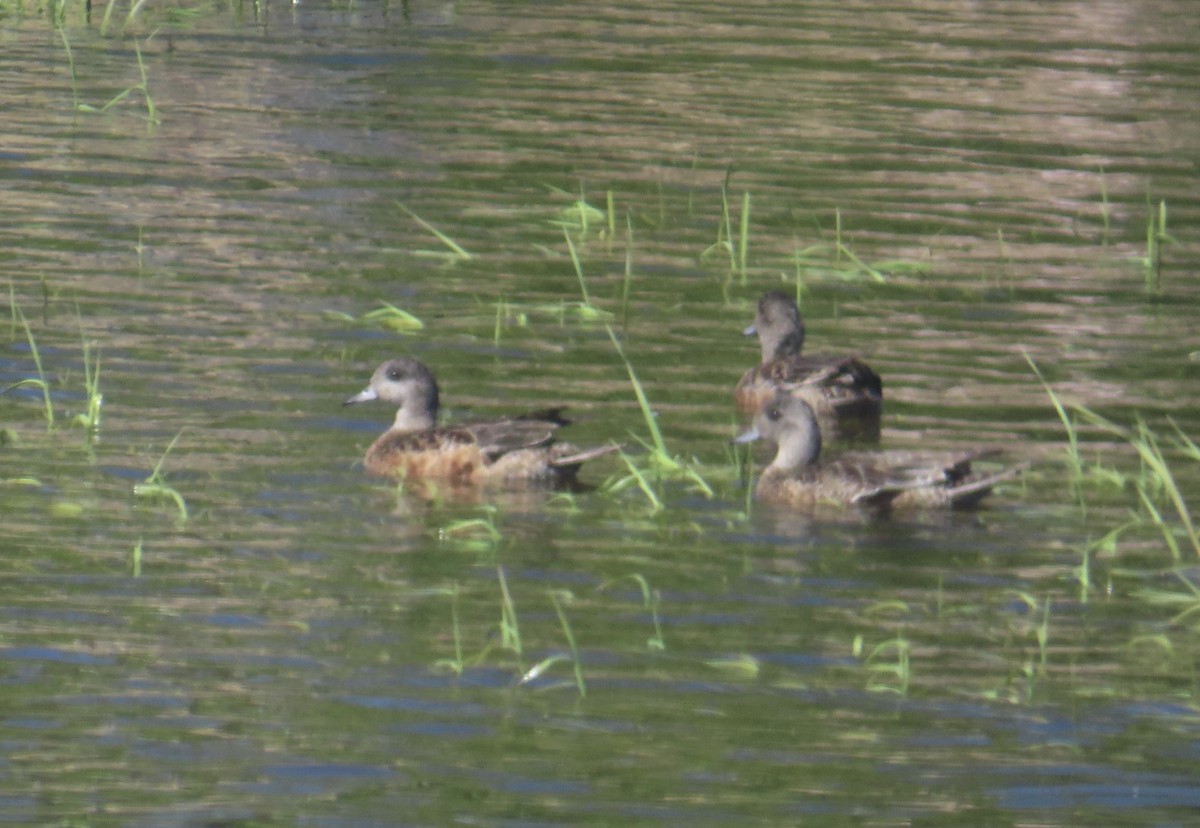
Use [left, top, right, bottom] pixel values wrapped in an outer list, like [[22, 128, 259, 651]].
[[344, 358, 614, 486], [735, 392, 1019, 509], [735, 291, 882, 442]]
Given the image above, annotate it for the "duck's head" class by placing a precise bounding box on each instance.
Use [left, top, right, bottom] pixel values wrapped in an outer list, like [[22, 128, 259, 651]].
[[345, 357, 440, 431]]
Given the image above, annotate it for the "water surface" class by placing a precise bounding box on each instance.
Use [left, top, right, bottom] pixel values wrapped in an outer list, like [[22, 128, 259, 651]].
[[2, 0, 1199, 824]]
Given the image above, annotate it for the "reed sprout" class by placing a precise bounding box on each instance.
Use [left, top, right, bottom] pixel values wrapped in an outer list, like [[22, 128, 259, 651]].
[[701, 171, 750, 286], [525, 589, 586, 697], [66, 39, 159, 127], [602, 325, 714, 508], [598, 573, 665, 651], [395, 201, 473, 263], [432, 584, 466, 676], [74, 314, 102, 436], [437, 506, 503, 553], [1073, 408, 1199, 562], [496, 565, 522, 663], [561, 229, 613, 321], [324, 301, 424, 333], [1139, 198, 1174, 293], [3, 304, 54, 431], [132, 428, 189, 521], [547, 184, 606, 241], [863, 635, 911, 696]]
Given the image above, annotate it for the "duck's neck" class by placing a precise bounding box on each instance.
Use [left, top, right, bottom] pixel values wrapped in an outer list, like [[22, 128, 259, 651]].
[[762, 325, 805, 363], [767, 421, 821, 476], [391, 385, 439, 432]]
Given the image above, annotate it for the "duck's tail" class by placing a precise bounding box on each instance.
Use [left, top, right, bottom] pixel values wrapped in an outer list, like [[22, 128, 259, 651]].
[[550, 443, 622, 469], [945, 461, 1031, 508]]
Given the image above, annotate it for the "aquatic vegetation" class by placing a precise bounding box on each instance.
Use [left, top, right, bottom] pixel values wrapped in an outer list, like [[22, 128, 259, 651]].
[[601, 325, 715, 511], [394, 201, 474, 263], [1138, 198, 1175, 294], [701, 172, 751, 288], [795, 207, 931, 284], [3, 304, 103, 442], [597, 573, 666, 652], [495, 564, 522, 662], [1028, 350, 1200, 692], [1032, 352, 1200, 563], [520, 589, 586, 698], [132, 429, 189, 521], [432, 584, 466, 676], [61, 33, 159, 127], [436, 506, 503, 554], [704, 653, 761, 680], [861, 635, 911, 697], [73, 320, 102, 436], [3, 304, 54, 431], [1000, 591, 1052, 704], [431, 571, 587, 696], [1074, 408, 1199, 563], [547, 183, 610, 242], [324, 300, 424, 333], [490, 298, 528, 346], [619, 213, 635, 324], [559, 228, 615, 322]]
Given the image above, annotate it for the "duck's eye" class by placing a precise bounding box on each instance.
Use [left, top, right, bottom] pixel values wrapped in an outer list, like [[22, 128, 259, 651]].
[[766, 405, 782, 421], [386, 367, 406, 381]]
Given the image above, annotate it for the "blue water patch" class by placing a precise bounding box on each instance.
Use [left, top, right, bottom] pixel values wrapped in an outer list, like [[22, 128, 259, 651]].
[[0, 646, 115, 666]]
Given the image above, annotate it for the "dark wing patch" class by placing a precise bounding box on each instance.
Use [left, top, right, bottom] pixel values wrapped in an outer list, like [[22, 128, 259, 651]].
[[464, 418, 560, 461], [764, 355, 882, 399]]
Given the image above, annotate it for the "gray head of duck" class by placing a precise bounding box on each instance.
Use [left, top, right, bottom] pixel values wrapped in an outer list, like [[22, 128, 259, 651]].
[[344, 357, 440, 431], [745, 290, 806, 362], [734, 392, 822, 474]]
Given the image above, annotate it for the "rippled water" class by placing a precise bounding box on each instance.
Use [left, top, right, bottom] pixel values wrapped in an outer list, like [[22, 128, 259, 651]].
[[3, 0, 1200, 824]]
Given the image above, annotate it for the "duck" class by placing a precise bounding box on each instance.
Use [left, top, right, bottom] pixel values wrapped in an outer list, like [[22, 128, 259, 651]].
[[735, 290, 882, 442], [344, 357, 615, 486], [734, 392, 1020, 509]]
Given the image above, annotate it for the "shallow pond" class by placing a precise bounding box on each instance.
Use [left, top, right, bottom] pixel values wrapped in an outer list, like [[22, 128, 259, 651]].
[[2, 0, 1200, 824]]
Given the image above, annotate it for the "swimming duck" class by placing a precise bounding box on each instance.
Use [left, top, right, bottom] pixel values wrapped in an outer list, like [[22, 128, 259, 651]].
[[344, 357, 614, 486], [735, 392, 1018, 509], [735, 290, 882, 442]]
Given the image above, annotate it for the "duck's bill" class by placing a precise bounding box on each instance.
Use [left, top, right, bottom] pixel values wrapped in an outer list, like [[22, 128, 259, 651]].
[[743, 323, 757, 337], [344, 387, 378, 406], [733, 425, 761, 444]]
